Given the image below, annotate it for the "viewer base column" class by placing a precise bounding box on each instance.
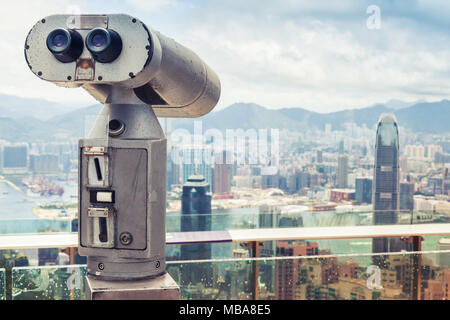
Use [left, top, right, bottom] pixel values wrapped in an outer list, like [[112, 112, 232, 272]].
[[86, 272, 180, 300]]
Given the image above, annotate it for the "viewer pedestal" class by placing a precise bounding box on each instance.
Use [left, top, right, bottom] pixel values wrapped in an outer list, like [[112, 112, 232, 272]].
[[86, 272, 180, 300]]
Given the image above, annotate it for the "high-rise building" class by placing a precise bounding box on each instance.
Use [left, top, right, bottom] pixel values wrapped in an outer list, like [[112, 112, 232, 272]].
[[373, 114, 400, 221], [372, 114, 411, 257], [438, 238, 450, 268], [339, 140, 344, 154], [258, 206, 304, 292], [404, 144, 425, 160], [355, 178, 372, 204], [399, 156, 408, 176], [180, 175, 213, 286], [443, 164, 450, 196], [337, 155, 348, 188], [181, 145, 213, 191], [400, 182, 414, 211], [1, 144, 28, 173], [261, 169, 279, 189], [275, 241, 319, 300], [426, 144, 443, 160], [213, 151, 232, 194], [298, 171, 310, 189], [29, 154, 59, 173], [167, 157, 181, 191], [316, 150, 323, 163]]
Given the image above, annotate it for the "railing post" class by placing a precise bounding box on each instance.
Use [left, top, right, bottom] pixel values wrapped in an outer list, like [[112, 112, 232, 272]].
[[411, 236, 423, 300], [242, 241, 260, 300], [252, 241, 259, 300]]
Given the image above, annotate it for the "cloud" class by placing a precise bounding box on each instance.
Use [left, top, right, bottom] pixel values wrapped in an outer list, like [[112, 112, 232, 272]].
[[167, 0, 450, 111], [0, 0, 449, 112], [124, 0, 178, 12]]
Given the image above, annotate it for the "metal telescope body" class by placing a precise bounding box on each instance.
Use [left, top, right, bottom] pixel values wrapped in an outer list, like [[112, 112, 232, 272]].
[[24, 14, 220, 283]]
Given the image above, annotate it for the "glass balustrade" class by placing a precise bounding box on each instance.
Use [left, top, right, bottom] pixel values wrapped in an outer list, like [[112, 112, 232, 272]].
[[11, 265, 86, 300], [0, 210, 448, 237], [0, 268, 5, 300], [3, 249, 449, 300]]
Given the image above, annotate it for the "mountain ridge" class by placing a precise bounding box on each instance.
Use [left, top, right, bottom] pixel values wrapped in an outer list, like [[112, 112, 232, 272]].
[[0, 96, 448, 142]]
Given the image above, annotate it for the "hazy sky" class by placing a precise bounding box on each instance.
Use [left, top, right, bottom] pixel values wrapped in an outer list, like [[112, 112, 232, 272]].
[[0, 0, 449, 112]]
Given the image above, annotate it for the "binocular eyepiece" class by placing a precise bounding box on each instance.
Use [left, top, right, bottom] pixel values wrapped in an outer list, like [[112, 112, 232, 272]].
[[85, 28, 122, 63], [26, 14, 221, 118], [46, 28, 83, 63], [46, 27, 122, 63]]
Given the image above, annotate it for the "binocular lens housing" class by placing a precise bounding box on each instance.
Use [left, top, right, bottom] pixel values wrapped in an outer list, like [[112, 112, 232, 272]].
[[86, 28, 122, 63], [46, 28, 83, 63]]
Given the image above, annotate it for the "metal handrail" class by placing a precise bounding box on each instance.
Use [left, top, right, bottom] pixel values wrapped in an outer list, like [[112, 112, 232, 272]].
[[1, 223, 450, 249]]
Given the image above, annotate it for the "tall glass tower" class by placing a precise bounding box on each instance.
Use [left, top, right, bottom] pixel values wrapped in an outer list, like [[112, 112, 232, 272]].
[[372, 114, 410, 254], [372, 114, 412, 252], [180, 175, 213, 287], [372, 114, 413, 297], [373, 114, 399, 217]]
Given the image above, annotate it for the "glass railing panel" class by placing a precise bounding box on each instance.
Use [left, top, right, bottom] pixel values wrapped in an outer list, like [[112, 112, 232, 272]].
[[0, 209, 447, 236], [258, 238, 376, 261], [167, 242, 248, 262], [257, 250, 450, 300], [11, 265, 86, 300], [166, 209, 449, 234], [164, 249, 450, 300], [166, 259, 255, 300], [0, 268, 5, 300], [0, 218, 76, 235], [1, 250, 449, 300]]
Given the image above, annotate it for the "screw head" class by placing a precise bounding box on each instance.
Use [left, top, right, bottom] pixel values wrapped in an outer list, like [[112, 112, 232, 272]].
[[120, 232, 133, 245]]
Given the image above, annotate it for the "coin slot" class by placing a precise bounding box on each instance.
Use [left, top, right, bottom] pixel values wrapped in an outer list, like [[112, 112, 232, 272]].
[[98, 217, 108, 243], [94, 157, 103, 181]]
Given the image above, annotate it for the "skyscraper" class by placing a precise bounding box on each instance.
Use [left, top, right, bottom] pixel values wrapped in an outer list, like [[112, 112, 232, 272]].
[[355, 178, 372, 204], [337, 154, 348, 188], [181, 145, 214, 191], [275, 241, 319, 300], [373, 114, 400, 220], [443, 164, 450, 196], [1, 143, 28, 174], [372, 114, 411, 255], [213, 150, 233, 194], [400, 182, 414, 211], [316, 150, 323, 163], [339, 140, 344, 154], [180, 175, 213, 286]]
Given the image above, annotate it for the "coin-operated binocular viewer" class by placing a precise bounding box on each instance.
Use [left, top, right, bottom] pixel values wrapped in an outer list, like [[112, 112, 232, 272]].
[[25, 14, 220, 299]]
